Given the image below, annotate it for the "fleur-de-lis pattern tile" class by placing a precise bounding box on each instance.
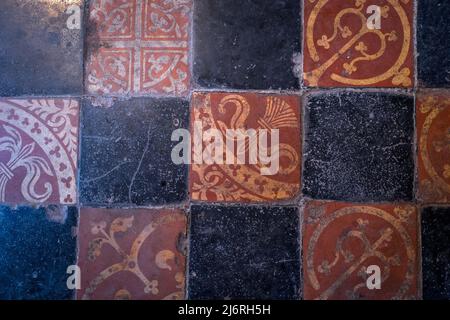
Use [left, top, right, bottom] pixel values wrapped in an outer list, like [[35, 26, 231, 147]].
[[77, 208, 187, 300], [303, 201, 419, 300], [0, 99, 79, 205], [86, 0, 192, 96], [190, 92, 301, 203], [303, 0, 414, 88], [417, 91, 450, 204]]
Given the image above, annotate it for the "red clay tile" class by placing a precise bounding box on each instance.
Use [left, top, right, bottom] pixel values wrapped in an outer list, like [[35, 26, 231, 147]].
[[190, 92, 301, 202], [77, 208, 186, 300], [303, 201, 419, 300], [86, 0, 191, 96], [0, 99, 79, 205], [303, 0, 414, 88], [417, 92, 450, 203]]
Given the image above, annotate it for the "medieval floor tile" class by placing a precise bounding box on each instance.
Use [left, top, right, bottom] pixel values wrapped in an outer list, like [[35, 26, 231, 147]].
[[417, 0, 450, 88], [303, 201, 419, 300], [0, 205, 77, 300], [302, 91, 414, 202], [417, 92, 450, 203], [303, 0, 414, 88], [0, 0, 83, 96], [188, 205, 301, 300], [193, 0, 301, 90], [0, 99, 79, 205], [86, 0, 192, 96], [79, 97, 188, 206], [421, 206, 450, 300], [77, 208, 186, 300], [190, 92, 301, 203]]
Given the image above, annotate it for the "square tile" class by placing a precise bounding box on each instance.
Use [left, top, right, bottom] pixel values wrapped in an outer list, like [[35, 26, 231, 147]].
[[188, 205, 301, 300], [0, 99, 79, 205], [421, 206, 450, 300], [303, 201, 419, 300], [86, 0, 192, 96], [77, 208, 186, 300], [193, 0, 301, 90], [0, 0, 83, 95], [0, 205, 77, 300], [418, 0, 450, 88], [302, 91, 414, 202], [417, 92, 450, 203], [79, 97, 188, 206], [303, 0, 414, 88], [190, 92, 301, 203]]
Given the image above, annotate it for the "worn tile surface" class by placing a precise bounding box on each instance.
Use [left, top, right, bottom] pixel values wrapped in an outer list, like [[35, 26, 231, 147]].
[[417, 92, 450, 203], [0, 0, 83, 96], [303, 202, 419, 300], [77, 208, 186, 300], [422, 206, 450, 300], [0, 205, 77, 300], [188, 205, 300, 300], [302, 91, 414, 202], [418, 0, 450, 88], [193, 0, 301, 90], [79, 98, 188, 206], [0, 99, 79, 205], [303, 0, 414, 88], [86, 0, 192, 96], [190, 92, 301, 203]]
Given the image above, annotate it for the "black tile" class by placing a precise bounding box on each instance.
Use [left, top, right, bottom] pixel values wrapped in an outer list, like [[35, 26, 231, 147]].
[[193, 0, 301, 90], [418, 0, 450, 88], [188, 205, 301, 300], [79, 98, 189, 206], [302, 91, 414, 202], [422, 206, 450, 300], [0, 205, 77, 300], [0, 0, 83, 95]]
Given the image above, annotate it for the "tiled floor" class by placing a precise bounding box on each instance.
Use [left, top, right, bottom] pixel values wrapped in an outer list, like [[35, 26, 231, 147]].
[[0, 0, 449, 300]]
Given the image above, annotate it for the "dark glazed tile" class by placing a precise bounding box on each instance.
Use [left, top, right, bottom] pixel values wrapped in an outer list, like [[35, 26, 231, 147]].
[[188, 205, 300, 300], [302, 91, 414, 202], [0, 0, 83, 96], [303, 202, 419, 300], [79, 98, 189, 206], [77, 208, 186, 300], [0, 205, 77, 300], [303, 0, 414, 88], [422, 206, 450, 300], [418, 0, 450, 88], [190, 92, 301, 202], [193, 0, 301, 90]]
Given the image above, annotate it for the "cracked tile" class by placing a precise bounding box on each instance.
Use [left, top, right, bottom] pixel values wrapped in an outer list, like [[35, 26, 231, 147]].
[[0, 0, 83, 95], [417, 91, 450, 203], [77, 208, 186, 300], [303, 201, 419, 300], [0, 205, 77, 300], [85, 0, 192, 96], [190, 92, 301, 203], [303, 0, 414, 88], [0, 99, 79, 205], [188, 205, 301, 300], [193, 0, 301, 90], [79, 97, 188, 206], [302, 91, 414, 202]]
